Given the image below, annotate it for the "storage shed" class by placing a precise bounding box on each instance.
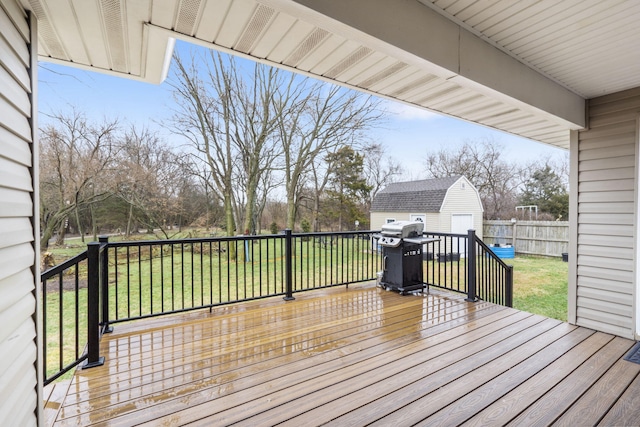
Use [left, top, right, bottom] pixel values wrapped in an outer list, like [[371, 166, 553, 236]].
[[370, 176, 483, 238]]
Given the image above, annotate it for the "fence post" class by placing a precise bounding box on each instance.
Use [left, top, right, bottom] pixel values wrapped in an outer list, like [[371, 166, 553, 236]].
[[465, 229, 478, 302], [99, 236, 113, 334], [283, 229, 295, 301], [505, 265, 514, 307], [83, 241, 105, 369]]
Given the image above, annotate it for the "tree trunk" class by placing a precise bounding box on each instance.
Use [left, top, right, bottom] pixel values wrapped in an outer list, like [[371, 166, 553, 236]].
[[91, 203, 97, 240], [55, 221, 67, 246], [224, 192, 236, 259], [126, 203, 134, 237], [286, 193, 297, 230], [75, 205, 85, 243]]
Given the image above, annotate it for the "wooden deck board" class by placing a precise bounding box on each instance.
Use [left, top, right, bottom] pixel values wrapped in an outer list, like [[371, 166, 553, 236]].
[[46, 283, 640, 426], [470, 336, 635, 427], [193, 312, 541, 426], [597, 365, 640, 426], [553, 355, 640, 426]]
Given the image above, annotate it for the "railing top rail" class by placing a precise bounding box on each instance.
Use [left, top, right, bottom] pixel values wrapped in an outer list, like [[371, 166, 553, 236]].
[[292, 230, 378, 238], [41, 250, 88, 280], [423, 231, 467, 238], [104, 230, 380, 248], [105, 233, 283, 248]]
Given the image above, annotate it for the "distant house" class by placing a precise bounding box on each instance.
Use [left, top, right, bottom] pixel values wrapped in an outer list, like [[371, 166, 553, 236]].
[[370, 176, 483, 238]]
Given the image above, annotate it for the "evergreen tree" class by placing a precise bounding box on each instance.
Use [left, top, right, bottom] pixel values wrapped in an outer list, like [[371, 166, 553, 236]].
[[323, 146, 372, 231], [520, 164, 569, 219]]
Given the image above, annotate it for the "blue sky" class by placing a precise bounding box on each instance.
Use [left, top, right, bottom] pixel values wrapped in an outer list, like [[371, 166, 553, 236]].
[[37, 41, 565, 180]]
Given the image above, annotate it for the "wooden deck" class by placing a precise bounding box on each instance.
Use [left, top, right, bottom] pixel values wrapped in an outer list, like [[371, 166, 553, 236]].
[[44, 283, 640, 426]]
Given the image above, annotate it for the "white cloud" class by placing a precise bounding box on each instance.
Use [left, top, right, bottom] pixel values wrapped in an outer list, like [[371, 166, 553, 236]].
[[383, 100, 441, 121]]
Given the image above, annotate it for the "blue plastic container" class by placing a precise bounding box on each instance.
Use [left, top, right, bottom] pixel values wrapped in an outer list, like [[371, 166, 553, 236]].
[[489, 245, 515, 259]]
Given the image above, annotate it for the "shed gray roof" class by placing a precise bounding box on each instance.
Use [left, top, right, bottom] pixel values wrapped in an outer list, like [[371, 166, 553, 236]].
[[371, 176, 462, 212]]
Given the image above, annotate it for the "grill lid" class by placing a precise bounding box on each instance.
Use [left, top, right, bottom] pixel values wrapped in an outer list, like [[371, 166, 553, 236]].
[[381, 221, 424, 238]]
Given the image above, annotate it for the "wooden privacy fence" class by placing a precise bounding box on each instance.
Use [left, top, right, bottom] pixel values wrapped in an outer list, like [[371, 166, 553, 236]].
[[483, 220, 568, 258]]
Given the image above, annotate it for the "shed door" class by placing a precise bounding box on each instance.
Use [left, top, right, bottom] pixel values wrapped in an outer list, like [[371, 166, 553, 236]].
[[451, 214, 473, 257], [451, 214, 473, 235]]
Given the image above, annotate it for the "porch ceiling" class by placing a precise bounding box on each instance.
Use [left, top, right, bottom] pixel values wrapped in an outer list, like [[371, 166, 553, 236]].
[[20, 0, 640, 149]]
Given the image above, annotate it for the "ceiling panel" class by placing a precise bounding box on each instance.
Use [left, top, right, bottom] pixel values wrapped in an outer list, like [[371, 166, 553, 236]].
[[35, 0, 80, 62], [234, 4, 276, 54], [370, 65, 421, 94], [388, 74, 438, 99], [264, 19, 315, 63], [335, 50, 385, 83], [193, 0, 232, 41], [404, 78, 456, 104], [70, 0, 109, 68], [282, 27, 329, 68], [215, 0, 257, 48], [429, 91, 482, 111], [249, 11, 296, 58], [26, 0, 640, 149], [311, 40, 366, 78], [124, 0, 152, 76], [419, 0, 640, 98], [150, 0, 179, 28]]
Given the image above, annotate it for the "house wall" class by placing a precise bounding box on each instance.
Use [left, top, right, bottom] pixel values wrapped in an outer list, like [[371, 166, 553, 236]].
[[570, 87, 640, 339], [0, 0, 39, 425], [439, 177, 484, 239], [370, 212, 439, 232]]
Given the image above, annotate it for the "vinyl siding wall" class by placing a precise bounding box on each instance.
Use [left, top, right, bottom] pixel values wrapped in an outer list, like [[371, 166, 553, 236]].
[[0, 0, 38, 425], [572, 87, 640, 339], [438, 177, 484, 239], [370, 212, 439, 232]]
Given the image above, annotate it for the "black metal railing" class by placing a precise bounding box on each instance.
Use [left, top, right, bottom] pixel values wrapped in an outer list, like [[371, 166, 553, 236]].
[[41, 251, 89, 385], [41, 228, 512, 385], [101, 230, 380, 328], [421, 229, 513, 306]]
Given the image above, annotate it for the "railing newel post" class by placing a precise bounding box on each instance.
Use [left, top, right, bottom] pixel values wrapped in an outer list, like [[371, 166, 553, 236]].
[[465, 229, 478, 303], [83, 241, 105, 369], [283, 229, 295, 301], [99, 236, 113, 334], [506, 265, 514, 307]]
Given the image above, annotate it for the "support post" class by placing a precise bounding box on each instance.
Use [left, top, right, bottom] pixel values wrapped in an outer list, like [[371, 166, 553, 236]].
[[83, 242, 104, 369], [505, 265, 514, 307], [465, 229, 478, 302], [99, 236, 113, 334], [283, 229, 295, 301]]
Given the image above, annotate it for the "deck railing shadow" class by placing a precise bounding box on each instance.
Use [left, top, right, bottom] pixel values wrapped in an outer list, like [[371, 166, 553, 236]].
[[40, 229, 512, 385]]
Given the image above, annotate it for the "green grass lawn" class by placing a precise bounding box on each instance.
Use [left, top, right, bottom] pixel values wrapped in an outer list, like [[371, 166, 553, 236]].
[[509, 255, 568, 321]]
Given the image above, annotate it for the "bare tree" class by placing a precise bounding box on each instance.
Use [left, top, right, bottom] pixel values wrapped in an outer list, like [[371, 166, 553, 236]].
[[276, 80, 384, 230], [232, 64, 286, 234], [363, 142, 402, 211], [170, 51, 238, 238], [39, 110, 120, 250], [424, 137, 519, 219], [170, 51, 287, 243], [116, 126, 188, 238]]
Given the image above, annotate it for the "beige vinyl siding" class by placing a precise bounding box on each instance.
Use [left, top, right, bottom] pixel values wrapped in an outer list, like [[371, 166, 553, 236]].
[[573, 87, 640, 339], [439, 177, 484, 239], [369, 211, 440, 233], [0, 0, 38, 425], [369, 212, 399, 230]]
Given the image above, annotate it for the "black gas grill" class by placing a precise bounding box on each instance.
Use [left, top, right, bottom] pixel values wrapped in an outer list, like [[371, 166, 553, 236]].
[[375, 221, 437, 295]]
